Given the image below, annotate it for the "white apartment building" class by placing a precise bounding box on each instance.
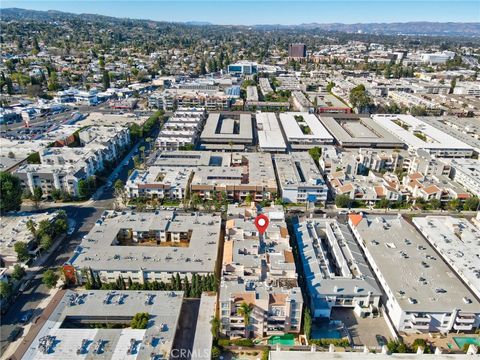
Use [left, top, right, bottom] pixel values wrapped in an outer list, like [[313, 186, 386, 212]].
[[349, 214, 480, 333], [448, 158, 480, 197], [295, 217, 381, 319], [274, 152, 328, 203], [66, 210, 221, 284], [279, 112, 333, 150], [155, 107, 206, 151], [15, 126, 130, 197], [413, 216, 480, 299], [371, 114, 474, 158], [125, 166, 192, 199]]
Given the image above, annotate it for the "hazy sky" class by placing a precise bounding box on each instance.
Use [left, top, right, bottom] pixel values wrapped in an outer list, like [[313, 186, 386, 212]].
[[2, 1, 479, 25]]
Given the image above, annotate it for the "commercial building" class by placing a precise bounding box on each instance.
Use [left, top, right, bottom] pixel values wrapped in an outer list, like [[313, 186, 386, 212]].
[[20, 290, 183, 360], [313, 93, 352, 114], [66, 210, 221, 284], [279, 112, 334, 150], [413, 216, 480, 299], [288, 43, 307, 59], [200, 113, 253, 149], [155, 107, 206, 151], [274, 152, 328, 203], [269, 350, 478, 360], [349, 214, 480, 333], [125, 166, 192, 200], [371, 115, 474, 157], [318, 114, 404, 148], [219, 205, 303, 338], [256, 112, 287, 152], [295, 217, 381, 318], [227, 61, 258, 75]]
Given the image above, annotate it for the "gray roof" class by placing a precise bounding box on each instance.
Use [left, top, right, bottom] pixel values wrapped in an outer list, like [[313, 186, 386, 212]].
[[295, 218, 381, 311], [200, 113, 253, 144], [352, 215, 480, 312], [68, 210, 221, 274], [318, 114, 404, 147], [22, 290, 184, 360]]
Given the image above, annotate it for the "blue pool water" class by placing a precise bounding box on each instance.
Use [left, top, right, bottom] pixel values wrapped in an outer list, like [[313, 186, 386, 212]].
[[311, 328, 342, 339], [453, 337, 480, 349]]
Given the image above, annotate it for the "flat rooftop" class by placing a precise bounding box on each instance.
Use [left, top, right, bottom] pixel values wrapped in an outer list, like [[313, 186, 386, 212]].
[[21, 290, 183, 360], [274, 152, 324, 189], [370, 114, 473, 152], [350, 215, 480, 312], [413, 216, 480, 298], [295, 218, 381, 310], [279, 112, 333, 144], [68, 210, 221, 273], [0, 212, 59, 262], [200, 113, 253, 144], [77, 112, 147, 127], [318, 114, 404, 147], [256, 112, 287, 151]]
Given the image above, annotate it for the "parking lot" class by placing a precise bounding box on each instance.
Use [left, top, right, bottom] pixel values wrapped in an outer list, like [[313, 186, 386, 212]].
[[331, 307, 393, 347]]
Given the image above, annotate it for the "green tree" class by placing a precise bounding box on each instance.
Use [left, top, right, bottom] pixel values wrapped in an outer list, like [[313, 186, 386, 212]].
[[211, 346, 221, 360], [26, 219, 37, 237], [11, 264, 26, 281], [40, 234, 53, 251], [0, 172, 23, 214], [335, 194, 352, 208], [237, 302, 253, 338], [14, 242, 30, 262], [244, 192, 252, 205], [131, 312, 149, 329], [429, 198, 441, 210], [32, 186, 43, 208], [448, 198, 461, 211], [54, 218, 68, 236], [463, 197, 479, 211], [303, 307, 312, 340], [102, 69, 110, 90], [0, 281, 12, 299], [47, 71, 59, 91], [42, 269, 59, 288], [349, 84, 373, 112], [308, 147, 322, 163], [210, 316, 220, 340]]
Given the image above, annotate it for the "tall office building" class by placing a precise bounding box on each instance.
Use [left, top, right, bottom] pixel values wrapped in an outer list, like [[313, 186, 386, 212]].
[[288, 43, 307, 58]]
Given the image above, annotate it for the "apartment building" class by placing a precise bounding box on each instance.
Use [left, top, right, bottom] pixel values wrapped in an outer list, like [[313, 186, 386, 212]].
[[65, 210, 221, 284], [413, 216, 480, 299], [292, 91, 314, 113], [448, 158, 480, 197], [155, 107, 206, 151], [295, 217, 381, 318], [279, 112, 334, 150], [256, 112, 287, 153], [200, 113, 253, 149], [219, 204, 303, 338], [371, 114, 474, 157], [349, 214, 480, 333], [274, 152, 328, 203], [15, 126, 130, 197], [21, 290, 183, 360], [125, 166, 192, 200]]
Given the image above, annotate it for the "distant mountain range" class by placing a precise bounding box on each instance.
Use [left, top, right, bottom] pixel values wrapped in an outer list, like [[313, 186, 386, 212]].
[[2, 8, 479, 37]]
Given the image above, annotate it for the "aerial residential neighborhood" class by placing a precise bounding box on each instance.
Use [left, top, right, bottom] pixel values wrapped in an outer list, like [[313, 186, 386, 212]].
[[0, 2, 479, 360]]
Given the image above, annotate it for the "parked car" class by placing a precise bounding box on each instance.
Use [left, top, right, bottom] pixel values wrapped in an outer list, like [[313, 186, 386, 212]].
[[21, 310, 33, 324]]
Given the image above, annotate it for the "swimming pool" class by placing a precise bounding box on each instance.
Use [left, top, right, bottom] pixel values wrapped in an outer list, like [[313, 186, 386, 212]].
[[453, 337, 480, 349], [268, 334, 295, 346], [311, 328, 342, 339]]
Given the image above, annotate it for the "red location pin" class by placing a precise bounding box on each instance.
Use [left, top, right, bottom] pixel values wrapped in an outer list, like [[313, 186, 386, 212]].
[[254, 214, 269, 235]]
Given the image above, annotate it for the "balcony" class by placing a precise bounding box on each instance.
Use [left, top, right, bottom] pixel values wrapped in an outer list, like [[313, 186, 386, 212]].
[[453, 323, 473, 331], [411, 313, 431, 323], [456, 313, 476, 324], [408, 321, 430, 330]]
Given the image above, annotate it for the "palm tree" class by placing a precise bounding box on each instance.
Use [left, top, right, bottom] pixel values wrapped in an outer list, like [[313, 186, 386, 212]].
[[237, 302, 253, 338], [210, 316, 220, 340], [26, 219, 36, 238]]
